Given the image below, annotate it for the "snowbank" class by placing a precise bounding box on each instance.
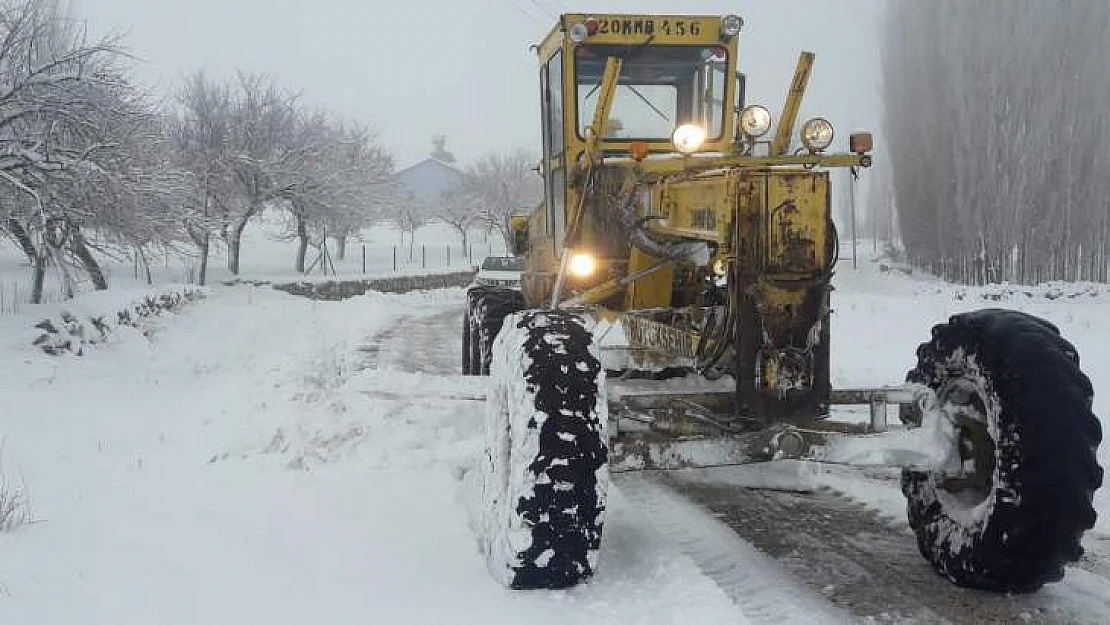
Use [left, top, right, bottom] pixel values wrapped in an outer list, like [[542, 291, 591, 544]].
[[28, 287, 204, 355]]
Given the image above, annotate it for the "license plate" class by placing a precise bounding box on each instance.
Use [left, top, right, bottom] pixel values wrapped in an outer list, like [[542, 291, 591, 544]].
[[594, 17, 704, 38]]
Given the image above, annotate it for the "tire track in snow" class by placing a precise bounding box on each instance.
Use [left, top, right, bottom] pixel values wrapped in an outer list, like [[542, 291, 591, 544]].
[[648, 470, 1110, 624], [614, 472, 853, 624], [360, 309, 461, 376]]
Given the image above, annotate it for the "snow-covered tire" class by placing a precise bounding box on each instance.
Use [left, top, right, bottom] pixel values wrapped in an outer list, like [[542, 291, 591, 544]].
[[903, 308, 1103, 592], [475, 310, 609, 589], [471, 288, 524, 376], [462, 310, 474, 375], [462, 289, 483, 376]]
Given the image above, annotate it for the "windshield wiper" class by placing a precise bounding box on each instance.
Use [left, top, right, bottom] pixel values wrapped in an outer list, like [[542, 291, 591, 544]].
[[583, 81, 602, 102], [580, 35, 657, 105], [625, 84, 671, 122]]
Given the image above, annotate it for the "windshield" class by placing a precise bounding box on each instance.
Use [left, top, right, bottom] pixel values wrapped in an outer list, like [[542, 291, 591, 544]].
[[576, 44, 728, 141], [481, 256, 524, 271]]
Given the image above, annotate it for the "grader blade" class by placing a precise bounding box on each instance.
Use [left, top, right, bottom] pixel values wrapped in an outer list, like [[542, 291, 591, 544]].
[[610, 425, 824, 472], [608, 386, 919, 472]]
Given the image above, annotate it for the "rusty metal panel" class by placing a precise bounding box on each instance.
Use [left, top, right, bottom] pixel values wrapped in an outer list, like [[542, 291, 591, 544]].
[[652, 175, 733, 243], [622, 313, 700, 363], [763, 171, 830, 278]]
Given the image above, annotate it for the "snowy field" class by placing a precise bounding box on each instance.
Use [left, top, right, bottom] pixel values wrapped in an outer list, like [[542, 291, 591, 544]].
[[1, 239, 1109, 623], [0, 213, 507, 315]]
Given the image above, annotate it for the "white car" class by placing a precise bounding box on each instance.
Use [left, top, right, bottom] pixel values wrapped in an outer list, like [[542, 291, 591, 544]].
[[473, 256, 524, 289]]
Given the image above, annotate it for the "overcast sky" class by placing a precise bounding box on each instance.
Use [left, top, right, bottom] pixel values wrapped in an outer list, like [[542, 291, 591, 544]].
[[75, 0, 885, 168]]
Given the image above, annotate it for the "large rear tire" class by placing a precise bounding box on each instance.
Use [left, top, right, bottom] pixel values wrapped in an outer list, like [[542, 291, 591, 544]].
[[475, 310, 609, 589], [903, 308, 1102, 592]]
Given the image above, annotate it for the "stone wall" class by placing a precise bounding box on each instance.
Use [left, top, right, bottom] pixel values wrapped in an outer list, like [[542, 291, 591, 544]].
[[270, 271, 476, 301]]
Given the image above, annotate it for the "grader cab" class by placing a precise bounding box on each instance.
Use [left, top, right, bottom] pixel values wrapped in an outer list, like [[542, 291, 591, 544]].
[[465, 12, 1101, 596]]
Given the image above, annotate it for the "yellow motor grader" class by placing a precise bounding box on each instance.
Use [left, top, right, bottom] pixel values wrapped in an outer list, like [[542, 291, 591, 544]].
[[464, 12, 1101, 595]]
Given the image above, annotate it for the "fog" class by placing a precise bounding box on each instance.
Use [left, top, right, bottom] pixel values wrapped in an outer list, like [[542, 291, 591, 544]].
[[76, 0, 884, 167]]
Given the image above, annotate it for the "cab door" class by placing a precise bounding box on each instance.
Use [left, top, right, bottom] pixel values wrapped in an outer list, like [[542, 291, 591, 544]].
[[525, 50, 568, 306], [544, 50, 567, 256]]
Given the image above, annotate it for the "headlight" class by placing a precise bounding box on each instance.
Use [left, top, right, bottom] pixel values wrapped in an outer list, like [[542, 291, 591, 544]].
[[672, 124, 707, 154], [567, 252, 597, 278], [721, 14, 744, 37], [739, 105, 772, 138], [800, 117, 835, 151]]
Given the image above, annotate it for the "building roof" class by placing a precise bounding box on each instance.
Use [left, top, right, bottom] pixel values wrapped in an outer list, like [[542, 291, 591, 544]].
[[395, 157, 466, 202]]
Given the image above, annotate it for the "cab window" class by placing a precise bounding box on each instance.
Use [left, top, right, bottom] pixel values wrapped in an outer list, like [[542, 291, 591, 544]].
[[576, 45, 729, 141]]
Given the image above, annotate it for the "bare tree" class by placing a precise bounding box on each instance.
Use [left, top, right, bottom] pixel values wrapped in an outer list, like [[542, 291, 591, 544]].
[[277, 111, 334, 273], [462, 149, 542, 250], [396, 199, 428, 259], [0, 0, 146, 301], [171, 71, 236, 285], [218, 72, 304, 275], [277, 114, 394, 272], [322, 122, 395, 261], [50, 86, 196, 288], [435, 184, 481, 254]]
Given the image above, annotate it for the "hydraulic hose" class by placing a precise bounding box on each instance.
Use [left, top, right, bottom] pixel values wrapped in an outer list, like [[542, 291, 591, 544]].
[[617, 182, 706, 262]]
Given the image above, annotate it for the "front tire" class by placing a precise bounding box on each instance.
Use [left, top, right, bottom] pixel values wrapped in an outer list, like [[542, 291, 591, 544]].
[[475, 310, 609, 589], [903, 309, 1102, 592]]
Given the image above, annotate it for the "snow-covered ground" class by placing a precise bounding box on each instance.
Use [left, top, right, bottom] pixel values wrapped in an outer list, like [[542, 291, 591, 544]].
[[0, 213, 507, 315], [1, 242, 1109, 623], [0, 287, 767, 624]]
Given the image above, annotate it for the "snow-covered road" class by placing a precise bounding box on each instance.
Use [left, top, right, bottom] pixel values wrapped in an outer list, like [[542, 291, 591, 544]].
[[3, 256, 1110, 624]]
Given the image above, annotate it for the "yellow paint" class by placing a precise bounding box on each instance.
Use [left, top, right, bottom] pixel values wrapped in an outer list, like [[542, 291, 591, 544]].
[[770, 52, 814, 156], [584, 57, 624, 166], [624, 247, 675, 309]]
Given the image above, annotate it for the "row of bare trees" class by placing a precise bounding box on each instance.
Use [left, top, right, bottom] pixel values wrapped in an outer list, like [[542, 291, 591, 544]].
[[880, 0, 1110, 284], [0, 0, 396, 301], [172, 73, 395, 282]]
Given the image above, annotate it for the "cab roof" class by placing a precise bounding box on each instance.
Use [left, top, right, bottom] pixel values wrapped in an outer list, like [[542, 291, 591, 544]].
[[536, 13, 729, 61]]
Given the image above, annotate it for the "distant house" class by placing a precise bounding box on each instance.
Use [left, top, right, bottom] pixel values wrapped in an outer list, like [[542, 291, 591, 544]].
[[396, 135, 467, 213], [395, 156, 466, 207]]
